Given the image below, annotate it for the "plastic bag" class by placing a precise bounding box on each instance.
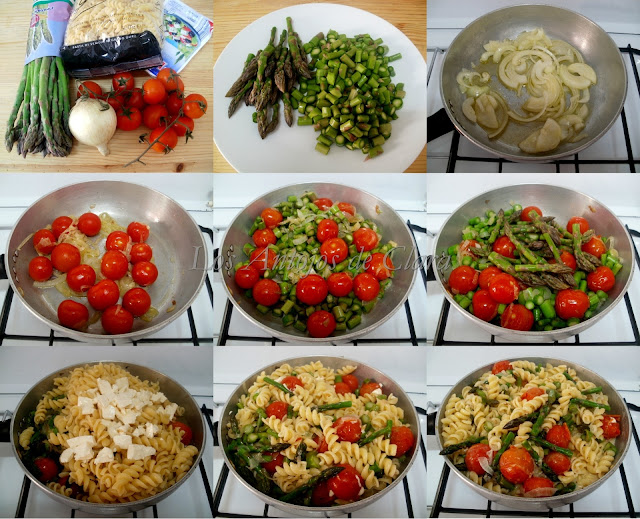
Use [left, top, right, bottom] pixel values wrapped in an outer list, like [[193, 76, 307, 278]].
[[60, 0, 165, 78]]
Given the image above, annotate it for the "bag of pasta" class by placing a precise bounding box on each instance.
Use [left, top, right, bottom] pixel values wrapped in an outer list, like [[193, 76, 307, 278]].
[[60, 0, 165, 78]]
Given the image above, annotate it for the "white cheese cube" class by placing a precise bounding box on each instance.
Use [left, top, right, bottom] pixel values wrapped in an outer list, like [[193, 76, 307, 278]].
[[145, 423, 160, 438], [95, 447, 114, 464], [151, 392, 167, 403], [371, 388, 383, 396], [101, 405, 117, 420], [97, 378, 112, 396], [67, 435, 96, 449], [116, 409, 139, 425], [74, 443, 95, 461], [60, 448, 74, 464], [114, 394, 133, 409], [114, 434, 132, 449], [114, 377, 129, 391], [127, 444, 156, 461], [132, 425, 145, 437], [95, 394, 112, 410], [161, 403, 179, 421], [77, 396, 94, 407]]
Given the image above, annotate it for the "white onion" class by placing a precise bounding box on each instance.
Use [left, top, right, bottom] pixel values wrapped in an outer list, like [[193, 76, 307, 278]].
[[477, 456, 494, 476]]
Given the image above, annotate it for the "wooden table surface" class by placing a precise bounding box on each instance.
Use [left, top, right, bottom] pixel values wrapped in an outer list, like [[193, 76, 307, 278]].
[[213, 0, 426, 173], [0, 0, 213, 173]]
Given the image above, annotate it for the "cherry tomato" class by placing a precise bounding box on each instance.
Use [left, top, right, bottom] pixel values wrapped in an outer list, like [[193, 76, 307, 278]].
[[582, 237, 606, 259], [567, 216, 590, 234], [132, 261, 158, 286], [107, 92, 126, 111], [101, 305, 134, 334], [249, 247, 277, 274], [544, 452, 571, 475], [33, 229, 56, 255], [353, 227, 379, 252], [546, 423, 571, 448], [360, 382, 382, 395], [116, 106, 142, 131], [105, 231, 131, 251], [143, 104, 169, 130], [334, 416, 361, 442], [261, 452, 284, 474], [112, 72, 134, 92], [555, 289, 590, 320], [602, 415, 622, 439], [501, 303, 534, 331], [125, 88, 146, 110], [235, 265, 260, 289], [478, 266, 502, 289], [317, 219, 339, 243], [58, 300, 89, 330], [311, 481, 336, 506], [51, 216, 72, 239], [34, 457, 58, 482], [281, 376, 304, 391], [252, 278, 281, 306], [448, 266, 479, 295], [313, 198, 333, 211], [353, 272, 380, 302], [166, 91, 184, 115], [66, 264, 96, 293], [170, 115, 194, 137], [520, 206, 542, 222], [127, 222, 150, 243], [472, 289, 498, 322], [556, 251, 577, 271], [319, 238, 348, 266], [142, 78, 167, 105], [523, 477, 555, 495], [337, 202, 355, 215], [261, 208, 283, 229], [492, 235, 516, 259], [489, 273, 520, 304], [77, 81, 102, 99], [465, 443, 493, 475], [266, 401, 290, 420], [327, 272, 353, 297], [522, 387, 545, 401], [316, 435, 329, 453], [87, 279, 120, 311], [492, 360, 513, 374], [77, 212, 101, 236], [307, 310, 336, 338], [183, 93, 207, 119], [328, 464, 364, 501], [51, 243, 81, 272], [342, 375, 359, 392], [296, 274, 329, 305], [171, 421, 193, 445], [29, 256, 53, 282], [157, 68, 184, 93], [101, 250, 129, 280], [365, 252, 395, 281], [499, 446, 534, 484], [587, 266, 616, 292], [390, 426, 415, 456], [150, 127, 178, 153], [253, 228, 277, 247], [460, 239, 481, 258], [335, 382, 352, 394], [122, 287, 151, 317], [130, 243, 153, 264]]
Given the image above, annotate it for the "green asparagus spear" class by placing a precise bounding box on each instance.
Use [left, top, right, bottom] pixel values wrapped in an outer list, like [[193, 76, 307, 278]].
[[263, 376, 294, 395], [492, 432, 515, 469], [5, 65, 28, 152], [438, 437, 483, 456], [280, 467, 344, 502], [570, 398, 611, 412], [358, 419, 393, 446], [529, 436, 573, 456], [313, 401, 353, 412], [286, 17, 312, 79]]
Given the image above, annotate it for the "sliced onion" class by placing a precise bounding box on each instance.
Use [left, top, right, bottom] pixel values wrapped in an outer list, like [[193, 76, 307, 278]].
[[524, 487, 558, 498], [478, 456, 494, 476]]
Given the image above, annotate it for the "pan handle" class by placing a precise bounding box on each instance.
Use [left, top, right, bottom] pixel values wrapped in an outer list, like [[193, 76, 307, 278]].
[[427, 108, 456, 142]]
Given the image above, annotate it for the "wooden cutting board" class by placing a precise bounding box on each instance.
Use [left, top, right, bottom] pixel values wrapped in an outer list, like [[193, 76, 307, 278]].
[[213, 0, 426, 173], [0, 0, 213, 173]]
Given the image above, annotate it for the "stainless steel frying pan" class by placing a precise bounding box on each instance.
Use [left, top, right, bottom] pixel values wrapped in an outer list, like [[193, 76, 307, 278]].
[[5, 181, 208, 343], [429, 4, 627, 162]]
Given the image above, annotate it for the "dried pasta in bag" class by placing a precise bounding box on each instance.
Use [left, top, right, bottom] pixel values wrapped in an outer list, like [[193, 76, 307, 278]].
[[60, 0, 165, 78]]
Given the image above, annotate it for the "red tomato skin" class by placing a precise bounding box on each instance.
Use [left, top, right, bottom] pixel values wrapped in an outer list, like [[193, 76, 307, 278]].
[[58, 300, 89, 330], [448, 266, 479, 295], [342, 375, 359, 392], [488, 273, 520, 304], [311, 481, 336, 506], [465, 443, 493, 475], [546, 423, 571, 448], [122, 287, 151, 317], [143, 104, 169, 129], [334, 416, 362, 442], [127, 222, 150, 243], [281, 376, 303, 391], [130, 243, 153, 264], [33, 229, 56, 255], [478, 266, 502, 289], [253, 228, 277, 247], [313, 198, 333, 211], [105, 231, 131, 251], [558, 251, 577, 271], [77, 81, 102, 98], [353, 227, 378, 252], [555, 289, 590, 320], [116, 107, 142, 131], [327, 272, 353, 297], [266, 401, 289, 420], [493, 235, 516, 258], [296, 274, 329, 305], [252, 278, 281, 306], [125, 88, 145, 110], [249, 247, 276, 274], [260, 208, 283, 229], [472, 289, 498, 322], [524, 477, 554, 493], [166, 91, 184, 115], [522, 387, 545, 401], [337, 202, 355, 215], [101, 305, 134, 334], [492, 360, 513, 374], [500, 304, 534, 331], [316, 219, 339, 243], [334, 382, 352, 394], [171, 421, 193, 445], [365, 252, 395, 281], [171, 115, 194, 137], [587, 266, 616, 292], [51, 216, 72, 239], [261, 452, 284, 474], [582, 237, 606, 259], [34, 457, 59, 482], [316, 436, 329, 453], [306, 310, 336, 338], [499, 446, 534, 484], [360, 382, 382, 395], [142, 78, 167, 105], [101, 250, 129, 280], [567, 216, 590, 234], [183, 93, 207, 119], [51, 243, 81, 273], [520, 206, 542, 222], [112, 72, 134, 91], [77, 213, 101, 236], [390, 426, 415, 456], [29, 257, 53, 282], [87, 280, 120, 311], [602, 415, 621, 439], [328, 464, 364, 501], [235, 265, 260, 289], [353, 272, 380, 302], [66, 264, 96, 293], [319, 238, 348, 266], [544, 452, 571, 475]]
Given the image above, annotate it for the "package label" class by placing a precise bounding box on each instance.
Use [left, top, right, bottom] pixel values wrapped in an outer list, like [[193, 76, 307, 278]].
[[25, 0, 73, 64]]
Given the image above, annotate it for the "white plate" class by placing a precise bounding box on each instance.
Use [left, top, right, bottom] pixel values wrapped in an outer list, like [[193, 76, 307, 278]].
[[214, 3, 427, 173]]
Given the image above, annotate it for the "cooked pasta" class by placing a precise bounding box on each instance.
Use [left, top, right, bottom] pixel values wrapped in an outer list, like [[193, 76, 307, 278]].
[[440, 360, 622, 497], [225, 361, 415, 506], [18, 363, 198, 503]]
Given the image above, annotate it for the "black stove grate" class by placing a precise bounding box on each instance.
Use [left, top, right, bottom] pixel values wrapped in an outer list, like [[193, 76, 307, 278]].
[[428, 402, 640, 518], [428, 227, 640, 345], [427, 45, 640, 173], [0, 226, 214, 346], [211, 406, 428, 518], [6, 405, 215, 518], [215, 221, 428, 345]]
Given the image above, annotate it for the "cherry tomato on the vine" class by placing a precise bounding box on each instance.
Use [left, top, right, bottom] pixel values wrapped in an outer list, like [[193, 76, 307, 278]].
[[125, 88, 146, 110], [112, 72, 134, 92], [116, 107, 142, 131], [143, 104, 169, 130], [157, 68, 184, 93], [77, 81, 102, 99], [170, 115, 194, 137], [183, 93, 207, 119], [142, 78, 167, 105], [166, 91, 184, 115], [149, 127, 178, 153]]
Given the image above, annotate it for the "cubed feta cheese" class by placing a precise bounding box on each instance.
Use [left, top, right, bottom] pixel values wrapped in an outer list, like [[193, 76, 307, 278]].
[[150, 392, 167, 403], [77, 396, 94, 407], [145, 423, 159, 438], [114, 377, 129, 391], [116, 409, 139, 425], [74, 443, 94, 461], [95, 447, 114, 464], [95, 394, 112, 410], [161, 403, 179, 421], [60, 448, 74, 464], [132, 425, 145, 437], [114, 434, 132, 449], [371, 388, 383, 396], [127, 444, 156, 461], [67, 435, 96, 449], [97, 378, 112, 396], [114, 394, 133, 409], [101, 405, 117, 420]]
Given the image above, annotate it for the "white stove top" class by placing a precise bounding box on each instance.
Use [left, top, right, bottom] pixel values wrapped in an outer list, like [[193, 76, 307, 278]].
[[212, 346, 427, 517], [427, 0, 640, 172], [213, 174, 427, 345]]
